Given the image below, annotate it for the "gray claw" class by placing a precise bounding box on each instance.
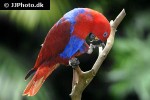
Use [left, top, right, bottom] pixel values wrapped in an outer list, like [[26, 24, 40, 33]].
[[69, 58, 80, 68], [87, 44, 95, 54], [101, 43, 105, 49]]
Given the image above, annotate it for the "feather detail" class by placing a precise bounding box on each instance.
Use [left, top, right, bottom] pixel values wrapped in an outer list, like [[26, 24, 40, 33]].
[[33, 19, 71, 69], [23, 64, 59, 96]]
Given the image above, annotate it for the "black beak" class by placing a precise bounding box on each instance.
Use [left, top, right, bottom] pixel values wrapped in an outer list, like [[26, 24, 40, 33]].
[[90, 39, 105, 48], [89, 33, 106, 48], [90, 39, 102, 45]]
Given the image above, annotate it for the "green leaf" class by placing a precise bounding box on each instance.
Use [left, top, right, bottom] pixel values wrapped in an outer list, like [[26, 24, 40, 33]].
[[0, 46, 53, 100]]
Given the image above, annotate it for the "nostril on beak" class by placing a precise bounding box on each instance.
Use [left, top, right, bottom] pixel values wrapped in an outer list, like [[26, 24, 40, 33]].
[[94, 36, 99, 41]]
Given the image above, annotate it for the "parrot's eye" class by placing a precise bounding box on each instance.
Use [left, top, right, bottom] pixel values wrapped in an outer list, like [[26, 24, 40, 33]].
[[89, 33, 95, 40], [103, 32, 108, 37]]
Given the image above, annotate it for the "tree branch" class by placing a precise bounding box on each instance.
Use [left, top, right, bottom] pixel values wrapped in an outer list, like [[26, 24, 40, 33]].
[[70, 9, 126, 100]]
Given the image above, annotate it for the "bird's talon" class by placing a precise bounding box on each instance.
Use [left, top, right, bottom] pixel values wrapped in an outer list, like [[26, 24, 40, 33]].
[[69, 58, 80, 68], [101, 43, 105, 49], [87, 44, 94, 54]]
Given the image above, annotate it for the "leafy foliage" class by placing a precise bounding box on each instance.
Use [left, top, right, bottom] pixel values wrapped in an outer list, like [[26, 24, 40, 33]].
[[0, 46, 53, 100], [107, 10, 150, 100], [0, 0, 71, 32]]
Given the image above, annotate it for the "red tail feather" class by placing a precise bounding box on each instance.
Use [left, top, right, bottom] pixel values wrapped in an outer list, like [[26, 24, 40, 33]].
[[23, 64, 59, 96]]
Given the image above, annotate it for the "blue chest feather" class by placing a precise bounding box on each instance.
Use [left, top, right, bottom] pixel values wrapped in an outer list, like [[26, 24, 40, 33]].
[[59, 35, 85, 59]]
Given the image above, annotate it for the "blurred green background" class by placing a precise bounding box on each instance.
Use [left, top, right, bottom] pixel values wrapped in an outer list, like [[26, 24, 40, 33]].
[[0, 0, 150, 100]]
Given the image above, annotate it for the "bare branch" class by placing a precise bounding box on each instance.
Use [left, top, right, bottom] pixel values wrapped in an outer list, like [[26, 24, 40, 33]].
[[72, 66, 83, 88], [92, 8, 126, 73], [70, 9, 126, 100], [72, 69, 78, 88], [112, 9, 126, 29]]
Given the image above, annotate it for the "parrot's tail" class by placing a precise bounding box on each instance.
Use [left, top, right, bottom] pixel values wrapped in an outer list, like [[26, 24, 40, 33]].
[[23, 63, 59, 96]]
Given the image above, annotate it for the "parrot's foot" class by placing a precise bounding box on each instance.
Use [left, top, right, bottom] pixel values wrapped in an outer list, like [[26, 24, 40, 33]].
[[87, 44, 95, 54], [87, 42, 105, 54], [88, 33, 106, 50], [69, 58, 80, 68], [101, 43, 106, 49]]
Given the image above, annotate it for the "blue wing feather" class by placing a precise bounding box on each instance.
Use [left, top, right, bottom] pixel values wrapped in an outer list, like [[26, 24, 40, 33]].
[[59, 35, 85, 59]]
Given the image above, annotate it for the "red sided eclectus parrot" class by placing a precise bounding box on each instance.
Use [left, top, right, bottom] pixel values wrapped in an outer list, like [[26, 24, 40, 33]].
[[23, 8, 110, 96]]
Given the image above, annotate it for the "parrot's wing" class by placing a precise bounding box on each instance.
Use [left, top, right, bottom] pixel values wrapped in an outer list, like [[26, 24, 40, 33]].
[[59, 35, 89, 59], [34, 19, 71, 68], [72, 42, 89, 57], [23, 18, 71, 96]]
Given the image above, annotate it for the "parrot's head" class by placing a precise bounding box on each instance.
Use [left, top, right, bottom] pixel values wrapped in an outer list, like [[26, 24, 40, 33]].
[[91, 12, 111, 43]]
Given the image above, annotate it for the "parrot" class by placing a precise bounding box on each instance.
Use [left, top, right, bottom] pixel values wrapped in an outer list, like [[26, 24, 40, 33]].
[[23, 8, 110, 96]]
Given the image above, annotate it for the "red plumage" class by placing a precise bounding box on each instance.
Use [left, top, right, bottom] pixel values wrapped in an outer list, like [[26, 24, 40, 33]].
[[34, 19, 71, 68], [23, 18, 72, 96], [23, 8, 110, 96]]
